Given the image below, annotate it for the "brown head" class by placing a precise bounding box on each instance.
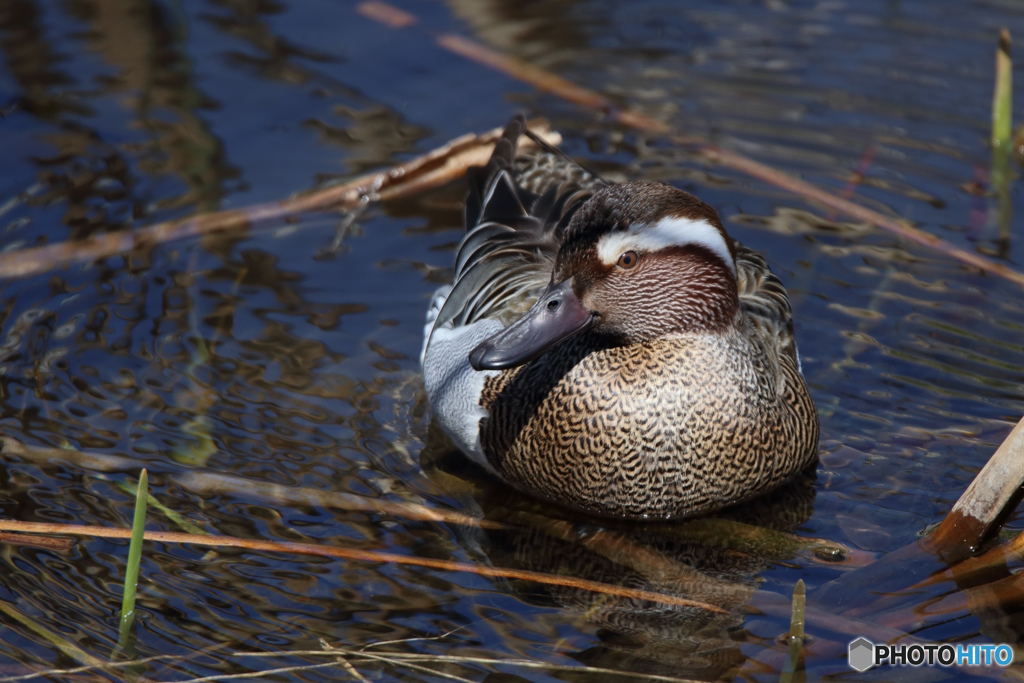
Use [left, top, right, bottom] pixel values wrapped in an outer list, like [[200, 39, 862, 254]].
[[469, 181, 739, 370]]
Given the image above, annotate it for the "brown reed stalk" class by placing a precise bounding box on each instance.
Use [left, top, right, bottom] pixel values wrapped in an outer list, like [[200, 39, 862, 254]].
[[0, 437, 505, 531], [930, 414, 1024, 563], [813, 415, 1024, 618], [0, 123, 559, 281], [415, 17, 1024, 287], [0, 519, 726, 613]]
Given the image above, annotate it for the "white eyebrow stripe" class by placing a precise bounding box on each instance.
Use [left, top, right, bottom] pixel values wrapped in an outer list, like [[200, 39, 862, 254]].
[[595, 216, 736, 275]]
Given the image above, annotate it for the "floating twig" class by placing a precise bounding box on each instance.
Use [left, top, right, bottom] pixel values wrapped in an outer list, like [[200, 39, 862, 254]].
[[0, 532, 74, 552], [0, 645, 233, 683], [392, 13, 1024, 287], [4, 644, 707, 683], [827, 144, 877, 221], [356, 0, 416, 29], [0, 123, 559, 281], [174, 470, 506, 530], [0, 437, 504, 531], [0, 520, 727, 613]]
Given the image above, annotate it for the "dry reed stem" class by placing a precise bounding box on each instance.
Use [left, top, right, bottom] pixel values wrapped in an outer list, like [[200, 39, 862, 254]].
[[320, 649, 704, 683], [820, 415, 1024, 621], [0, 520, 727, 613], [164, 660, 347, 683], [0, 532, 74, 552], [174, 470, 507, 531], [14, 646, 708, 683], [0, 646, 233, 683], [356, 0, 416, 29], [930, 414, 1024, 563], [0, 123, 559, 282], [0, 436, 504, 531], [430, 26, 1024, 288]]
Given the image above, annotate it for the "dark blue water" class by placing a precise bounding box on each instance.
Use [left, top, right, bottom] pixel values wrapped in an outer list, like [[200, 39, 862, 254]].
[[1, 0, 1023, 680]]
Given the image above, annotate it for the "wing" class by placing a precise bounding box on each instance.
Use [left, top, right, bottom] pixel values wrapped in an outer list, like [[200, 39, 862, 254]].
[[734, 242, 800, 370], [430, 116, 607, 335]]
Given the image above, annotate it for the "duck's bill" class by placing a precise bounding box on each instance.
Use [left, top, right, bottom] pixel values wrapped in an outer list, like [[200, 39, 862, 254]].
[[469, 279, 595, 371]]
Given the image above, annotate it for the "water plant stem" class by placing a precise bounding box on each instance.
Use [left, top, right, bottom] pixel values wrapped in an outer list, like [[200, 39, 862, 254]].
[[780, 579, 806, 683], [118, 469, 149, 649], [993, 29, 1013, 153], [991, 29, 1014, 254]]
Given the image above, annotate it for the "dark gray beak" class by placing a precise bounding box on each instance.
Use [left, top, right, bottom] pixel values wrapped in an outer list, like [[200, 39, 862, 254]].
[[469, 279, 595, 371]]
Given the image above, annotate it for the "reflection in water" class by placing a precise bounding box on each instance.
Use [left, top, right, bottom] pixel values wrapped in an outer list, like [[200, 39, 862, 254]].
[[422, 425, 823, 680], [0, 0, 237, 239], [1, 0, 1024, 680], [74, 0, 239, 214]]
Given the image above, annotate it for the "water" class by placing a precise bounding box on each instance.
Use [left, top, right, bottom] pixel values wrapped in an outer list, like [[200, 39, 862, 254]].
[[1, 0, 1024, 680]]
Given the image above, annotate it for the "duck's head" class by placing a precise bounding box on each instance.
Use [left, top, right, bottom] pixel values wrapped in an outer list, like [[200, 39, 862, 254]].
[[469, 181, 739, 371]]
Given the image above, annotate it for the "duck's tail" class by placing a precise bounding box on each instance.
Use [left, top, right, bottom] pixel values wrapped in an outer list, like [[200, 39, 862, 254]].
[[429, 117, 605, 342]]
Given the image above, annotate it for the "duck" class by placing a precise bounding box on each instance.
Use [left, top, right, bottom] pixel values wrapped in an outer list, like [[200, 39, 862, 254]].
[[421, 115, 819, 520]]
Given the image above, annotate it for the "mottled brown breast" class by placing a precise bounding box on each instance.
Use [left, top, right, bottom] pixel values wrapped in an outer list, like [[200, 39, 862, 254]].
[[479, 328, 818, 519]]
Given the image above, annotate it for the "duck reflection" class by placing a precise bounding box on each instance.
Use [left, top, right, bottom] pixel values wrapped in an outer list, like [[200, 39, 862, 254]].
[[423, 421, 820, 680]]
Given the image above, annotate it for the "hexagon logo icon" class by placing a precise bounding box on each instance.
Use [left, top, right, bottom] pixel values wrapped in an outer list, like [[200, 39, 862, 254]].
[[849, 637, 874, 672]]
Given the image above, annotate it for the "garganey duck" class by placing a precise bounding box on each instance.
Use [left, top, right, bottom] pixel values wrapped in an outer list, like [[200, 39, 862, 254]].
[[422, 116, 819, 520]]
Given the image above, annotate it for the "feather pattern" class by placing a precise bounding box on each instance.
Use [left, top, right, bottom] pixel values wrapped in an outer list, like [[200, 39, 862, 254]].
[[422, 116, 818, 519], [430, 116, 606, 333], [734, 243, 799, 368]]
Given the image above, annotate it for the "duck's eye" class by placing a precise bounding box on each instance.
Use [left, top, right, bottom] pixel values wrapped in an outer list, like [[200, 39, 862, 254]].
[[616, 251, 639, 269]]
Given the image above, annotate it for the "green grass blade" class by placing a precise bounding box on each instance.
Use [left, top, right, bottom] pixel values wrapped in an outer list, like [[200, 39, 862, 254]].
[[779, 579, 806, 683], [118, 468, 149, 649], [0, 599, 104, 667], [991, 29, 1014, 252], [993, 29, 1013, 153], [113, 479, 207, 536]]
